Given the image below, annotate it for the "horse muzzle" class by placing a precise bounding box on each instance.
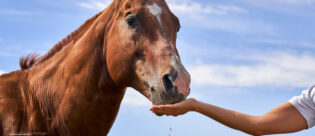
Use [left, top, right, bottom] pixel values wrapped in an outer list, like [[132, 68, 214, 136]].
[[150, 66, 191, 105]]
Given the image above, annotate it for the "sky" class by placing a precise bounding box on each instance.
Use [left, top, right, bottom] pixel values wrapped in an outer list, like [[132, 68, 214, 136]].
[[1, 0, 315, 135]]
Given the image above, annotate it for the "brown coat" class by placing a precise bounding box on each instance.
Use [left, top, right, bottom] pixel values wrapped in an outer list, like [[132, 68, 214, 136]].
[[0, 0, 191, 135]]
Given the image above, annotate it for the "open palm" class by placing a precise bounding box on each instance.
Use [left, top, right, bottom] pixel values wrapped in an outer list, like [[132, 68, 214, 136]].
[[150, 98, 196, 116]]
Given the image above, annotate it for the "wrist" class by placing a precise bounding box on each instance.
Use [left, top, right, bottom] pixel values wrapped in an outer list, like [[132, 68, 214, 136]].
[[188, 98, 199, 112]]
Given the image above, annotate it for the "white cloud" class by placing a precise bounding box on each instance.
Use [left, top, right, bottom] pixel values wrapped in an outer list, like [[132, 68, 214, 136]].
[[251, 39, 315, 49], [0, 70, 5, 75], [0, 45, 25, 57], [122, 88, 151, 107], [252, 39, 291, 45], [236, 0, 315, 15], [0, 9, 35, 16], [0, 51, 16, 57], [191, 16, 275, 35], [78, 0, 112, 11], [275, 0, 315, 4], [167, 0, 276, 35], [239, 0, 315, 5], [189, 52, 315, 88], [168, 1, 247, 16]]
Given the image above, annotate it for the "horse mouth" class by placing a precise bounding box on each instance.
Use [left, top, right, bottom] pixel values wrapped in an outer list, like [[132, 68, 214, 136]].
[[149, 85, 185, 106]]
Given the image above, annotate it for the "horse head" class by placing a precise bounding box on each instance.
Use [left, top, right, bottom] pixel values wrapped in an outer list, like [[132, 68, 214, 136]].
[[103, 0, 191, 105]]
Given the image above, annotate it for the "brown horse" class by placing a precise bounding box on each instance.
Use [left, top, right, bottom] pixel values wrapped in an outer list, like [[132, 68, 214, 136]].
[[0, 0, 190, 135]]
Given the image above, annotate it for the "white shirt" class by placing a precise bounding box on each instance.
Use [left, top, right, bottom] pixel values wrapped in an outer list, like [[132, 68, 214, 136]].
[[289, 86, 315, 128]]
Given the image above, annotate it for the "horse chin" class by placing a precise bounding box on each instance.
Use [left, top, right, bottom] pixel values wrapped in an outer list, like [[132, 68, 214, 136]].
[[150, 88, 185, 106]]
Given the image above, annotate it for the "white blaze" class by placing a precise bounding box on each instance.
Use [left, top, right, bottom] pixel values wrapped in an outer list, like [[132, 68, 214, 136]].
[[147, 3, 181, 70], [147, 3, 163, 25]]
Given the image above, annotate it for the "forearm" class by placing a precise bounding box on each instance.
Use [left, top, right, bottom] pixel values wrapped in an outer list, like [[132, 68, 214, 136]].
[[191, 100, 262, 135], [151, 99, 307, 135], [190, 100, 307, 135]]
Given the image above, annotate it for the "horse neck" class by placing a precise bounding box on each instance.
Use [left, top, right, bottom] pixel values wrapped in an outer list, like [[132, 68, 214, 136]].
[[26, 19, 126, 134]]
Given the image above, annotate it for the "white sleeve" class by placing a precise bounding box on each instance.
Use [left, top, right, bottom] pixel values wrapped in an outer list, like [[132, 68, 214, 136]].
[[289, 86, 315, 128]]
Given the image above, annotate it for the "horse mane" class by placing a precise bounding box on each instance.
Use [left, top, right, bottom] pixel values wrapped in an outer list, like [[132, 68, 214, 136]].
[[19, 0, 125, 70], [16, 1, 122, 134], [19, 11, 103, 70]]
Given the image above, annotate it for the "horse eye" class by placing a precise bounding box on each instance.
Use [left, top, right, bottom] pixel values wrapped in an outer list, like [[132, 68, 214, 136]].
[[177, 25, 181, 32], [126, 17, 137, 29]]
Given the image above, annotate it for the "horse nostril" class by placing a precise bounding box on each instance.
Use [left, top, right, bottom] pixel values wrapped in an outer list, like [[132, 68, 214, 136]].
[[169, 69, 178, 82], [162, 74, 175, 95], [150, 87, 155, 92], [162, 74, 173, 90]]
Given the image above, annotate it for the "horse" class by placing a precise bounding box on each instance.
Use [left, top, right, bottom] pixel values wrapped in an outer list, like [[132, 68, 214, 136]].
[[0, 0, 191, 135]]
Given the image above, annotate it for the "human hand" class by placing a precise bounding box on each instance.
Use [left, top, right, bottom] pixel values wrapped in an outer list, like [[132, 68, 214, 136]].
[[150, 98, 197, 116]]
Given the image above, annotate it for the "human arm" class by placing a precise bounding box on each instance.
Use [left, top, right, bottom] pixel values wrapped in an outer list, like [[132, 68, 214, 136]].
[[150, 98, 308, 135]]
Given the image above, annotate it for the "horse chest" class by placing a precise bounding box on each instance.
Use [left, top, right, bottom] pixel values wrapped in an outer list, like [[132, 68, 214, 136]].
[[53, 88, 125, 135]]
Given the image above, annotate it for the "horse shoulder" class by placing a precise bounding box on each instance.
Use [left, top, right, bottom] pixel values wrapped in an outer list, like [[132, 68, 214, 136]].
[[0, 71, 27, 134], [0, 71, 25, 100]]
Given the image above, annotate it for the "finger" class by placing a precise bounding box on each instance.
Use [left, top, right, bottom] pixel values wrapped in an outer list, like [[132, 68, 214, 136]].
[[157, 105, 177, 110], [150, 108, 159, 113], [152, 108, 168, 114], [151, 104, 182, 114], [154, 109, 181, 117], [150, 107, 156, 111], [158, 108, 178, 115], [151, 105, 161, 108], [151, 109, 163, 115], [150, 106, 162, 111]]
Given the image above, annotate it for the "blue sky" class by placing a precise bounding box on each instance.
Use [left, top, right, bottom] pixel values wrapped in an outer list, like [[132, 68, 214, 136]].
[[1, 0, 315, 135]]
